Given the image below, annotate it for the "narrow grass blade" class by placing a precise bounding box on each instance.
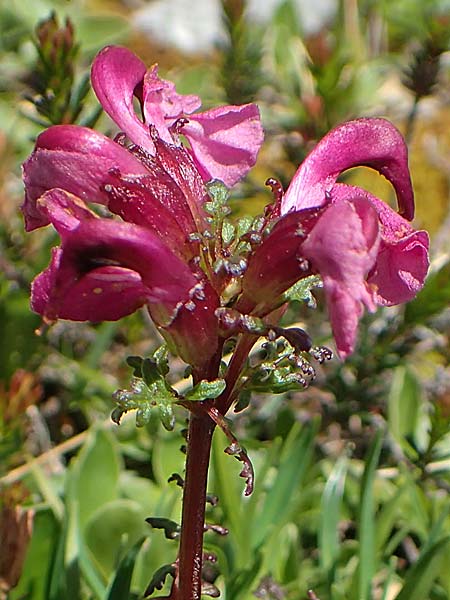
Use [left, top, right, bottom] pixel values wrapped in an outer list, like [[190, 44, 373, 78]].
[[106, 538, 144, 600], [358, 429, 383, 600], [395, 536, 450, 600], [319, 453, 349, 572], [252, 418, 319, 547]]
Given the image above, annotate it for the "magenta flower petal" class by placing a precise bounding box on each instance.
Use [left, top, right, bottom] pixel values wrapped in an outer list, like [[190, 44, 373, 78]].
[[91, 45, 153, 151], [33, 217, 199, 325], [22, 125, 148, 231], [36, 188, 101, 236], [182, 104, 264, 187], [368, 230, 430, 305], [331, 183, 430, 305], [103, 173, 197, 259], [240, 209, 321, 313], [32, 248, 150, 321], [282, 118, 414, 221], [91, 45, 263, 187], [38, 186, 193, 261], [149, 133, 209, 232], [142, 64, 201, 140], [31, 192, 221, 365], [302, 198, 381, 358], [151, 281, 220, 368]]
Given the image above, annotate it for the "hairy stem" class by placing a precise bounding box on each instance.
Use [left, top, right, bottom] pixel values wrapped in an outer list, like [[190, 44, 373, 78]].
[[176, 337, 251, 598], [177, 413, 216, 599], [217, 333, 256, 415]]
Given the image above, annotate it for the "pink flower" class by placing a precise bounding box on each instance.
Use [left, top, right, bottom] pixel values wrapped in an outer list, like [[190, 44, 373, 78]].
[[241, 119, 429, 358], [21, 45, 264, 368], [23, 125, 220, 368], [91, 45, 264, 187]]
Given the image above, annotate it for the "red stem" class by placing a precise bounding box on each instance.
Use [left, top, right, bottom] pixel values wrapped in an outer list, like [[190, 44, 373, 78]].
[[177, 412, 215, 599], [175, 337, 254, 598], [216, 333, 256, 415]]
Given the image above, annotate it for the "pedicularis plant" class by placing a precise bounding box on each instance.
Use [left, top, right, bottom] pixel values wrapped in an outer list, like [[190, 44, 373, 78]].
[[22, 45, 429, 599]]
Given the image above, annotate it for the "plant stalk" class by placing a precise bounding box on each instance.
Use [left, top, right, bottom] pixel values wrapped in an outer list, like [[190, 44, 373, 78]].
[[177, 412, 216, 599], [176, 338, 251, 598]]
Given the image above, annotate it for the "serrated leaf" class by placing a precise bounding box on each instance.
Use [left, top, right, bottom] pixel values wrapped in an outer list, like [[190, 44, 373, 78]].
[[185, 378, 227, 401], [142, 358, 161, 387], [113, 377, 177, 428], [144, 563, 176, 596], [236, 215, 254, 237], [222, 220, 236, 245], [207, 179, 230, 207], [126, 356, 143, 377], [156, 397, 175, 431], [146, 517, 180, 540], [283, 275, 322, 308], [154, 345, 170, 376]]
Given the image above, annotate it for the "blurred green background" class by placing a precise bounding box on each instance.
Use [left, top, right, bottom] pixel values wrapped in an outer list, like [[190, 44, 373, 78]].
[[1, 1, 450, 599]]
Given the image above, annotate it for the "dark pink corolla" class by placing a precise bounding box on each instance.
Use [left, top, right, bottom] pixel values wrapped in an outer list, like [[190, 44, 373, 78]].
[[22, 47, 264, 369], [240, 118, 429, 358], [91, 45, 264, 187], [22, 42, 428, 366]]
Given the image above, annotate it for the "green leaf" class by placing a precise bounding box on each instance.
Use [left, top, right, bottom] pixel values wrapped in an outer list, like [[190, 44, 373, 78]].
[[226, 551, 263, 600], [11, 509, 60, 600], [185, 378, 227, 401], [404, 260, 450, 324], [319, 454, 349, 572], [375, 486, 408, 554], [252, 419, 319, 547], [156, 396, 176, 431], [282, 275, 322, 308], [357, 430, 383, 600], [236, 215, 254, 238], [146, 517, 180, 540], [106, 538, 144, 600], [85, 500, 146, 577], [395, 536, 450, 600], [112, 377, 177, 428], [222, 220, 236, 245], [387, 366, 422, 457], [68, 427, 120, 530], [206, 179, 230, 208], [153, 345, 170, 376]]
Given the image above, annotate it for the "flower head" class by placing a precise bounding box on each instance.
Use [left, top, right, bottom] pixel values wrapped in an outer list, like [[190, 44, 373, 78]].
[[241, 118, 429, 357], [21, 46, 265, 368], [22, 43, 427, 368], [91, 45, 264, 187]]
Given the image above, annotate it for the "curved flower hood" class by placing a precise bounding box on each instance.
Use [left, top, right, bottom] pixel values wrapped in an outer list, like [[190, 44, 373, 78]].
[[242, 118, 429, 358], [91, 45, 264, 187]]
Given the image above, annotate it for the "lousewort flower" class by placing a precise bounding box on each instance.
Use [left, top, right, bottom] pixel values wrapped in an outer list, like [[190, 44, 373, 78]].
[[22, 46, 264, 368], [240, 118, 429, 357], [90, 45, 264, 187], [23, 44, 428, 366]]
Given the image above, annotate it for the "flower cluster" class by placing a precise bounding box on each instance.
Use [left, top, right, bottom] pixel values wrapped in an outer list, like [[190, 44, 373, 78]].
[[23, 45, 429, 368]]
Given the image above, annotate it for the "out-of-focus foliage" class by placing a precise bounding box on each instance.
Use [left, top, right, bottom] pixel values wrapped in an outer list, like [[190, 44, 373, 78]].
[[1, 1, 450, 599]]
